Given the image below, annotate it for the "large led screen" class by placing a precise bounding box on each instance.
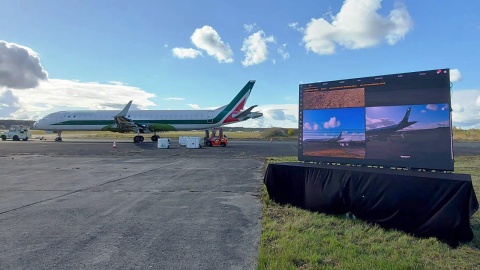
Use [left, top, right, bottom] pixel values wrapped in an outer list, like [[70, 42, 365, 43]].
[[299, 69, 453, 171]]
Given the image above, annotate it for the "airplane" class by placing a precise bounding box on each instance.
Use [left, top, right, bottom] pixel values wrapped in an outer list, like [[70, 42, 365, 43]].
[[366, 107, 417, 140], [324, 132, 343, 142], [303, 132, 343, 144], [33, 80, 263, 143]]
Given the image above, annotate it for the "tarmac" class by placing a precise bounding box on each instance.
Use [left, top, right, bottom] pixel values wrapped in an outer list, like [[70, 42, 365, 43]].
[[0, 139, 478, 269], [0, 139, 297, 269]]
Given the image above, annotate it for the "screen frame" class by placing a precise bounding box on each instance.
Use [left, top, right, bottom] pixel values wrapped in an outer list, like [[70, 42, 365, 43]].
[[298, 69, 454, 171]]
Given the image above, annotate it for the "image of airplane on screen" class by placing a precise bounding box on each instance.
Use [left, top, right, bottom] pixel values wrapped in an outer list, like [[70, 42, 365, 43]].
[[302, 108, 366, 158], [303, 108, 365, 143], [322, 132, 343, 142], [366, 104, 450, 140], [367, 107, 417, 135]]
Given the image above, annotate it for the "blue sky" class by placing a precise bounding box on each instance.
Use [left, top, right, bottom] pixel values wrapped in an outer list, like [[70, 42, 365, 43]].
[[0, 0, 479, 128]]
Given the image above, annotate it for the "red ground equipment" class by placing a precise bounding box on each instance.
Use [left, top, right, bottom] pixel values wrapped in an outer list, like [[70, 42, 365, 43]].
[[204, 128, 228, 147]]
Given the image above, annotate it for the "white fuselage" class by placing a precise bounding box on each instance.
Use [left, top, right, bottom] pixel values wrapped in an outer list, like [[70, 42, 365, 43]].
[[33, 108, 238, 131]]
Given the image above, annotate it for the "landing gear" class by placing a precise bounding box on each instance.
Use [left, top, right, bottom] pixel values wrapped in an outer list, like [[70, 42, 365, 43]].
[[55, 131, 63, 142], [151, 135, 160, 141], [133, 135, 144, 143]]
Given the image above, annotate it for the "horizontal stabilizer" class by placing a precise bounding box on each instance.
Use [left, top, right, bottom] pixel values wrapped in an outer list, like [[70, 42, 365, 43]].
[[234, 105, 258, 119]]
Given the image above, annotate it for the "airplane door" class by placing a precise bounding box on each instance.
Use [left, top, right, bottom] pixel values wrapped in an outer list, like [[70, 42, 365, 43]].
[[207, 111, 213, 123], [57, 112, 66, 124]]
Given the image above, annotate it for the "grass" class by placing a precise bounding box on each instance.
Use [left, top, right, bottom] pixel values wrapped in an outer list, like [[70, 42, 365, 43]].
[[259, 156, 480, 270], [453, 128, 480, 142]]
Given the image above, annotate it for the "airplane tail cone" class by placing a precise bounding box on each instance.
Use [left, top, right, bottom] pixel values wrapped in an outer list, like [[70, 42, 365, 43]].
[[112, 142, 117, 148]]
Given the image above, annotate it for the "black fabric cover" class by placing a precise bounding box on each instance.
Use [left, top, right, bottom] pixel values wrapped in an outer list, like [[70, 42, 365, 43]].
[[264, 162, 479, 246]]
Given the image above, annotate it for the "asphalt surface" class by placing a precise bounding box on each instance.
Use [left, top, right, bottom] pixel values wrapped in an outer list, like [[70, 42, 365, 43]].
[[0, 139, 297, 270], [0, 139, 478, 269]]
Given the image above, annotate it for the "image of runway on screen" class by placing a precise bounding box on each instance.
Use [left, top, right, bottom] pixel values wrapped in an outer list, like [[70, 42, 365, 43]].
[[365, 104, 452, 168], [303, 108, 366, 159]]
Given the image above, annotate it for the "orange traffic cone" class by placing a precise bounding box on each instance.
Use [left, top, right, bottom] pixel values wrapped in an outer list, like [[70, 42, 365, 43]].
[[112, 142, 117, 148]]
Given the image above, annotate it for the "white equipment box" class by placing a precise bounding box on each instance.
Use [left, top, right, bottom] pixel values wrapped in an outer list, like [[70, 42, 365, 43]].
[[186, 137, 202, 149], [157, 138, 171, 148], [178, 136, 190, 146]]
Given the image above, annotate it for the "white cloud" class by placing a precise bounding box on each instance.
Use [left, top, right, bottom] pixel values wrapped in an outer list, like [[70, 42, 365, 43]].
[[303, 0, 413, 55], [109, 81, 126, 86], [288, 22, 304, 32], [426, 104, 438, 111], [366, 117, 396, 130], [172, 47, 202, 59], [191, 25, 234, 63], [1, 79, 156, 119], [451, 103, 464, 113], [164, 97, 184, 101], [450, 69, 462, 82], [187, 104, 200, 109], [278, 44, 290, 60], [324, 116, 341, 128], [241, 30, 276, 67], [244, 23, 257, 33], [451, 89, 480, 129], [263, 109, 296, 122], [0, 89, 21, 118], [0, 42, 155, 120], [304, 122, 320, 131], [0, 40, 48, 89], [230, 104, 298, 128]]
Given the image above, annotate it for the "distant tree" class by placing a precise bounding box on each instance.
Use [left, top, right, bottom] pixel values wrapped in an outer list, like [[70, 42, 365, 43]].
[[287, 129, 297, 136], [148, 124, 176, 132], [262, 128, 288, 138]]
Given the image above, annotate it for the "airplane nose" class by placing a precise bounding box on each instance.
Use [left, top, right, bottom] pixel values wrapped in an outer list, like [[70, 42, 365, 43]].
[[32, 121, 39, 129]]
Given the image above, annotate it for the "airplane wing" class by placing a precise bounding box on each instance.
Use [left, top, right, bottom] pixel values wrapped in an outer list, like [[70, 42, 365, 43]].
[[234, 105, 258, 120]]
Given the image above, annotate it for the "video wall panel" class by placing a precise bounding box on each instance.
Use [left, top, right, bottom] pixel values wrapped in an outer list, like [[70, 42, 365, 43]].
[[298, 69, 453, 171]]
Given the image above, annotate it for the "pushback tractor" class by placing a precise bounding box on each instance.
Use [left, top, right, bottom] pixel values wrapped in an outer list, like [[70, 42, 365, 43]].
[[1, 125, 32, 141]]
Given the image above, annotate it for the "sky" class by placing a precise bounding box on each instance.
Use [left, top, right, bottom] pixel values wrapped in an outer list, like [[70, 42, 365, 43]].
[[0, 0, 479, 129]]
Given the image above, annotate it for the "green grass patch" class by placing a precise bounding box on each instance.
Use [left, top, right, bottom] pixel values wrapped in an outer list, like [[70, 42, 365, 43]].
[[259, 156, 480, 269]]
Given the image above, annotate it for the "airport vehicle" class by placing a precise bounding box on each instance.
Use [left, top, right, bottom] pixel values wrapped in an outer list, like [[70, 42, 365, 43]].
[[204, 128, 228, 147], [33, 81, 263, 143], [366, 107, 417, 140], [1, 125, 32, 141]]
